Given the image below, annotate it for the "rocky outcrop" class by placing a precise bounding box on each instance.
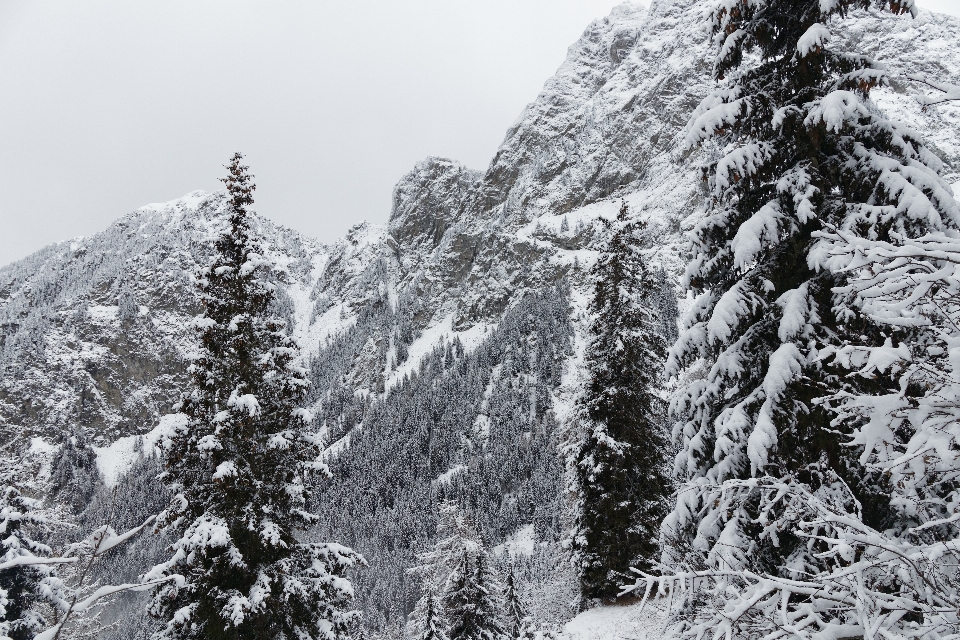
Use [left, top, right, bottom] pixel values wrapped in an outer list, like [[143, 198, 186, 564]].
[[389, 157, 480, 254]]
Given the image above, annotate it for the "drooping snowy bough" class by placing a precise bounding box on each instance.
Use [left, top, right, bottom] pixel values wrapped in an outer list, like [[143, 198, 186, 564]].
[[1, 468, 180, 640], [628, 0, 960, 638], [908, 74, 960, 106]]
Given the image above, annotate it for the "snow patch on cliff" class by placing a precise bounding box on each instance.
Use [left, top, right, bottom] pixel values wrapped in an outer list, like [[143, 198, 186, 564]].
[[93, 413, 187, 487], [493, 524, 537, 557], [385, 315, 490, 391]]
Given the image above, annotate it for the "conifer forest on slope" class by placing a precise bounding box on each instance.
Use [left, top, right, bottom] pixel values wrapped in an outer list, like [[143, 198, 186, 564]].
[[3, 1, 960, 639]]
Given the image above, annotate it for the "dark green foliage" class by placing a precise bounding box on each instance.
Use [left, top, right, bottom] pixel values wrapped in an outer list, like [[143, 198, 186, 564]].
[[50, 431, 103, 514], [572, 202, 671, 599], [443, 552, 505, 640], [150, 153, 360, 640]]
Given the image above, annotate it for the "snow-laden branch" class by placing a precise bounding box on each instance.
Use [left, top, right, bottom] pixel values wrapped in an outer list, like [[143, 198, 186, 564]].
[[645, 222, 960, 640], [0, 554, 77, 571], [28, 514, 184, 640], [625, 477, 960, 640], [34, 574, 183, 640], [907, 73, 960, 105]]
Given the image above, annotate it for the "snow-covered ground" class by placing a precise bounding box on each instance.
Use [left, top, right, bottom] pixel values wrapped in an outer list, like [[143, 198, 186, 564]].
[[564, 598, 669, 640], [492, 523, 537, 557]]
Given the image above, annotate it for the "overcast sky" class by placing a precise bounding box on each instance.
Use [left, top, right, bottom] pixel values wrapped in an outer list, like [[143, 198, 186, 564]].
[[1, 0, 958, 266]]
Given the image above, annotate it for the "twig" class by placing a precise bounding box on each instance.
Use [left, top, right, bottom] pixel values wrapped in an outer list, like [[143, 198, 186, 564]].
[[906, 73, 960, 106]]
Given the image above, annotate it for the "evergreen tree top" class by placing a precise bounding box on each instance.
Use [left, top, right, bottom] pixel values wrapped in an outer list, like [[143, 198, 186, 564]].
[[220, 152, 256, 215], [709, 0, 915, 81]]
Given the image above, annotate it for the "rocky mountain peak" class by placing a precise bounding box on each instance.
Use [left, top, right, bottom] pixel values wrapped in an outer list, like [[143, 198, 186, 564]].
[[388, 157, 481, 252]]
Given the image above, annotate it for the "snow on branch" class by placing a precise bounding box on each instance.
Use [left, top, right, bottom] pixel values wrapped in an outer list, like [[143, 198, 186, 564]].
[[31, 514, 184, 640], [626, 477, 960, 640], [907, 73, 960, 106]]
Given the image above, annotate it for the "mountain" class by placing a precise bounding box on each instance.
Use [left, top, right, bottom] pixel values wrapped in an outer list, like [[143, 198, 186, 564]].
[[2, 0, 959, 637]]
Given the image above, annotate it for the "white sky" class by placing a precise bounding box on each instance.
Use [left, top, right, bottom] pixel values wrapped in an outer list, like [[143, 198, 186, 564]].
[[0, 0, 958, 266]]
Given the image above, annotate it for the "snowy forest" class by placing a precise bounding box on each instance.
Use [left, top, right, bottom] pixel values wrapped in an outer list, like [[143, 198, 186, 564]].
[[3, 0, 960, 639]]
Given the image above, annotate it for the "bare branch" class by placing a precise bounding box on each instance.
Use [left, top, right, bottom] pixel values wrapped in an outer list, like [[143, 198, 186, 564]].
[[907, 73, 960, 105]]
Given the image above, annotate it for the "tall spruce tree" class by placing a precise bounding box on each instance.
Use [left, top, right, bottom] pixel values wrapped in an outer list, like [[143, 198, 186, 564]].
[[571, 202, 670, 599], [442, 551, 505, 640], [502, 568, 530, 640], [648, 0, 960, 637], [147, 153, 361, 640]]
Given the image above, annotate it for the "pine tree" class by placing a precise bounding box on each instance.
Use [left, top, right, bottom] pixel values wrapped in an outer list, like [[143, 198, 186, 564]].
[[646, 0, 960, 637], [502, 568, 530, 640], [408, 592, 448, 640], [408, 503, 506, 640], [408, 502, 482, 597], [407, 502, 481, 640], [571, 201, 670, 599], [442, 552, 505, 640], [147, 153, 362, 640]]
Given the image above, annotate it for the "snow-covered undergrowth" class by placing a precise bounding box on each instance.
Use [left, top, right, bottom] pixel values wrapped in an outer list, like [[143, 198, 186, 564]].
[[563, 599, 668, 640]]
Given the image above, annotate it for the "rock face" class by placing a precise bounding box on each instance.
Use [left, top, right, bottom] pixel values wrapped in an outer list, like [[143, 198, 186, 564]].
[[0, 192, 320, 445], [2, 0, 959, 635]]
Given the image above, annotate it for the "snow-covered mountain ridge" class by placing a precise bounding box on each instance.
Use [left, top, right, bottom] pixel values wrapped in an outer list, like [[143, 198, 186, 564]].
[[2, 0, 959, 634], [4, 1, 957, 445]]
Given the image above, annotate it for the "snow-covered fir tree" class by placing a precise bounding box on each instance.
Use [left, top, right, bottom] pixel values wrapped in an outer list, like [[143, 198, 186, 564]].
[[117, 287, 139, 323], [0, 483, 59, 640], [408, 501, 483, 601], [571, 201, 670, 599], [810, 204, 960, 638], [408, 592, 448, 640], [407, 502, 482, 640], [407, 502, 509, 640], [502, 568, 531, 640], [641, 0, 960, 637], [442, 551, 505, 640], [146, 153, 362, 640]]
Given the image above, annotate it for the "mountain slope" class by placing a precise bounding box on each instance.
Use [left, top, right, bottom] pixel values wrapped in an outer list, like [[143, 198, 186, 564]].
[[2, 0, 959, 637]]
